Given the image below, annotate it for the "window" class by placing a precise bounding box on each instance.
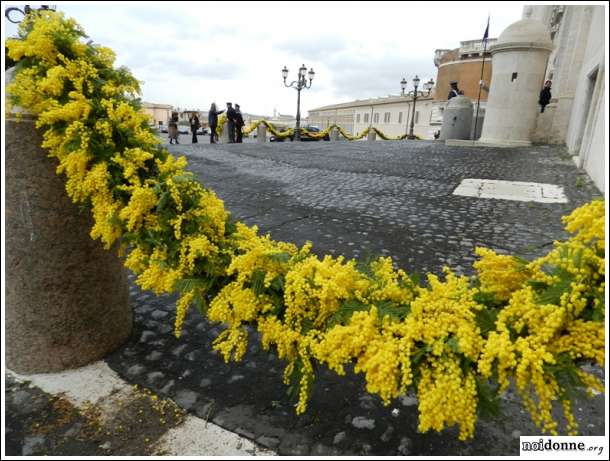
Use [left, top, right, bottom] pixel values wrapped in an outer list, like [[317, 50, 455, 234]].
[[383, 112, 391, 123], [414, 111, 419, 124], [373, 113, 379, 123], [398, 112, 403, 124], [364, 113, 369, 123], [356, 114, 361, 123]]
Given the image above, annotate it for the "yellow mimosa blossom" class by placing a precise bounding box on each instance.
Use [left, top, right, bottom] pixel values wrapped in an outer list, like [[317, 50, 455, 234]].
[[6, 12, 604, 441]]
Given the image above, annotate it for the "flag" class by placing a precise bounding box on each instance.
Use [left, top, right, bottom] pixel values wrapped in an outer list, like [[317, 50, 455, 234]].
[[483, 15, 490, 44]]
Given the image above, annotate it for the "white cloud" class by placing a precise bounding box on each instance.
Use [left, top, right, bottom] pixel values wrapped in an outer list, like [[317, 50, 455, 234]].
[[3, 1, 524, 115]]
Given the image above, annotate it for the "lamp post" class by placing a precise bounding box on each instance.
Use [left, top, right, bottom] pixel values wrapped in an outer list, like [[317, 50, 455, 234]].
[[282, 64, 315, 141], [401, 76, 434, 139], [5, 4, 56, 23]]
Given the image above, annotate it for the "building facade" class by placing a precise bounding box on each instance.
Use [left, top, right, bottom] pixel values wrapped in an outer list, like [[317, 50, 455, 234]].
[[266, 110, 297, 128], [308, 95, 437, 139], [306, 104, 356, 133], [142, 102, 172, 128], [527, 5, 605, 191], [434, 38, 496, 102], [307, 35, 500, 140]]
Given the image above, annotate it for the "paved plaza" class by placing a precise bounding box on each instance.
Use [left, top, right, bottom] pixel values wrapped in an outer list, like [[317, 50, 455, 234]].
[[6, 140, 604, 456], [169, 138, 598, 275]]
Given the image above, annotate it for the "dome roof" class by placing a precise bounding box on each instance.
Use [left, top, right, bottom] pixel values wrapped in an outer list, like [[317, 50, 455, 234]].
[[446, 95, 473, 109], [496, 19, 553, 48]]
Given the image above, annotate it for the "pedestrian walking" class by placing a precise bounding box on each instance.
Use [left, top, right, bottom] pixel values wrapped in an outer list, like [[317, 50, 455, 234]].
[[539, 80, 552, 113], [190, 113, 201, 143], [226, 102, 237, 143], [208, 103, 224, 144], [235, 104, 245, 143], [168, 111, 179, 144]]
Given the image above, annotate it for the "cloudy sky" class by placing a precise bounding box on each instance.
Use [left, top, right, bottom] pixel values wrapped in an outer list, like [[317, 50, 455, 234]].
[[4, 1, 524, 116]]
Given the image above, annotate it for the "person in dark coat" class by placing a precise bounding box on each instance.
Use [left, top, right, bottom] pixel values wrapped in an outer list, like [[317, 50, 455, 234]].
[[226, 102, 237, 143], [235, 104, 245, 143], [168, 111, 179, 144], [190, 113, 201, 143], [208, 103, 224, 144], [448, 80, 463, 100], [539, 80, 552, 113]]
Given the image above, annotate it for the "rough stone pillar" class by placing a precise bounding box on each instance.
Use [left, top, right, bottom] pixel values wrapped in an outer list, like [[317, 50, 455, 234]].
[[220, 123, 230, 143], [439, 95, 474, 141], [330, 127, 339, 141], [367, 129, 377, 142], [257, 124, 266, 143], [6, 108, 132, 374], [478, 18, 553, 147]]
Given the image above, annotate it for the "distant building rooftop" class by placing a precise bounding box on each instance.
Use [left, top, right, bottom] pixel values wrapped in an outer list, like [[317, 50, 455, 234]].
[[142, 101, 172, 109], [434, 38, 497, 66], [309, 93, 434, 112]]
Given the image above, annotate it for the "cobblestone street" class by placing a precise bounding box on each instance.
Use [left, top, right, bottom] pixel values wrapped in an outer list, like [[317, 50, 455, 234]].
[[169, 139, 599, 275], [104, 140, 603, 455]]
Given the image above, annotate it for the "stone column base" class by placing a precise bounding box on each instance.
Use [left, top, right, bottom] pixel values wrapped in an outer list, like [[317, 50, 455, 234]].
[[6, 113, 132, 374], [330, 128, 339, 142], [256, 124, 266, 143]]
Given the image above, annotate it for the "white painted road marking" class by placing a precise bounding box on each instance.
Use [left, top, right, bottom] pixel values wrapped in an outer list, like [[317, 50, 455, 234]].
[[453, 179, 568, 203]]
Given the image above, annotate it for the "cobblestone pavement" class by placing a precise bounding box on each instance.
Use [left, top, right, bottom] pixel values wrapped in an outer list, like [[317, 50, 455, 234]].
[[4, 372, 186, 456], [102, 140, 604, 455], [167, 139, 598, 275]]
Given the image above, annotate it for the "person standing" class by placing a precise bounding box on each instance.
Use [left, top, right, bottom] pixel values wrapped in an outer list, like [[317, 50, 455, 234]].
[[226, 102, 237, 143], [190, 113, 201, 143], [208, 103, 224, 144], [235, 104, 245, 143], [447, 80, 463, 100], [539, 80, 552, 113], [168, 111, 179, 144]]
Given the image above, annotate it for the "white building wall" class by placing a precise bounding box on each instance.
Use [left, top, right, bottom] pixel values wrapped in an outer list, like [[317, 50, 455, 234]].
[[580, 78, 605, 191], [533, 6, 595, 144], [527, 5, 605, 192], [351, 100, 436, 139], [564, 6, 605, 191], [524, 5, 554, 27], [307, 109, 354, 133]]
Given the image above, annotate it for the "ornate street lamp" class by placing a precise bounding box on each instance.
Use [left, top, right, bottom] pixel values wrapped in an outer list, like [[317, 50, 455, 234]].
[[282, 64, 315, 141], [400, 78, 408, 96], [401, 75, 434, 139], [5, 4, 56, 23], [423, 78, 434, 94]]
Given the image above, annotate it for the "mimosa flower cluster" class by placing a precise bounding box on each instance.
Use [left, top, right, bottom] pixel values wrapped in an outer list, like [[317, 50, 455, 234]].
[[7, 11, 605, 441]]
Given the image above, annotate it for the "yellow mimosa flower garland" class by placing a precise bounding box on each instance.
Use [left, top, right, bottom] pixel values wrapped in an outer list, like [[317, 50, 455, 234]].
[[7, 11, 605, 440]]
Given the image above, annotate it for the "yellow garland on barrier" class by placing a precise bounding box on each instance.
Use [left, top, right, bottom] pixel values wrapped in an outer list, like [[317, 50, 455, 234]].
[[6, 12, 605, 441], [224, 120, 420, 141], [242, 121, 259, 136], [215, 113, 226, 137]]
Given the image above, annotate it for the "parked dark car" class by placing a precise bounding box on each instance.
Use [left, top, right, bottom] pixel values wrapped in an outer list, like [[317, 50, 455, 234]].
[[270, 125, 330, 142]]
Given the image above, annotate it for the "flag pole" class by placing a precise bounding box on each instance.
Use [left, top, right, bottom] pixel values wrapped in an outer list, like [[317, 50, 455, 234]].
[[473, 16, 489, 140]]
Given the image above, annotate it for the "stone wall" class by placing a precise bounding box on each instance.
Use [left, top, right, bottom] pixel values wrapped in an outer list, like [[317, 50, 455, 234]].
[[435, 58, 493, 102]]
